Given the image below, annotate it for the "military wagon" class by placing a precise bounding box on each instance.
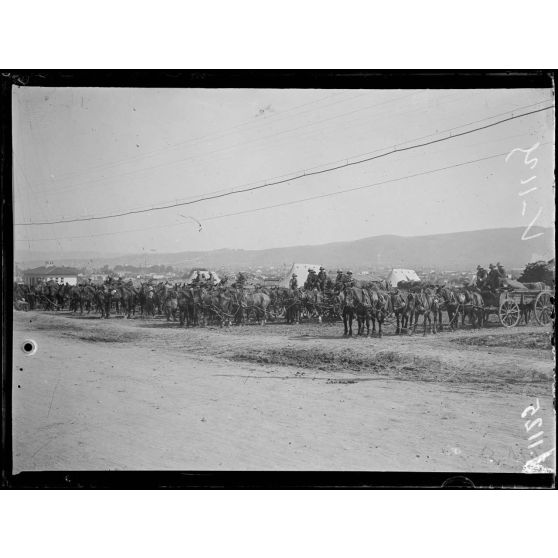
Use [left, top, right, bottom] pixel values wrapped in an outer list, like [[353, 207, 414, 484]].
[[480, 283, 553, 328]]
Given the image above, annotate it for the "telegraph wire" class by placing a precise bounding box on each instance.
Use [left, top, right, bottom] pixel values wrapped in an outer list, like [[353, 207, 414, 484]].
[[32, 91, 420, 197], [36, 98, 551, 217], [15, 104, 554, 227], [15, 143, 552, 243], [30, 90, 355, 186]]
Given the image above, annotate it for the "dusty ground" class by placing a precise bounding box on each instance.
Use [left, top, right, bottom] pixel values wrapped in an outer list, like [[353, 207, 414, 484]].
[[12, 310, 555, 473]]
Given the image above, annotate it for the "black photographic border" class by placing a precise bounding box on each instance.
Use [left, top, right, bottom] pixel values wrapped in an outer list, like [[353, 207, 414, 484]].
[[1, 70, 555, 489]]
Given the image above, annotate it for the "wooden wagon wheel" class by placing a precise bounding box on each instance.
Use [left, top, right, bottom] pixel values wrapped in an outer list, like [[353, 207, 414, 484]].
[[268, 303, 286, 321], [534, 292, 553, 326], [499, 299, 520, 327]]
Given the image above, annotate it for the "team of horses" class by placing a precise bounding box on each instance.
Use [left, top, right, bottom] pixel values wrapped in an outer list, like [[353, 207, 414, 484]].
[[14, 279, 491, 337]]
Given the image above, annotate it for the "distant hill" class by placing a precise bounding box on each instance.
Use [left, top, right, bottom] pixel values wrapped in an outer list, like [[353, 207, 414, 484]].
[[16, 227, 554, 271]]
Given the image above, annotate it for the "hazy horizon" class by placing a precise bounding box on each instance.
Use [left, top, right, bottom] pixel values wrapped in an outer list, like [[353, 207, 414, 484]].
[[14, 225, 554, 262]]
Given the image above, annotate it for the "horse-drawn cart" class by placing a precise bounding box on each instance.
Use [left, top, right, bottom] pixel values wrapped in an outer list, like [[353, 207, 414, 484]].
[[481, 285, 553, 328]]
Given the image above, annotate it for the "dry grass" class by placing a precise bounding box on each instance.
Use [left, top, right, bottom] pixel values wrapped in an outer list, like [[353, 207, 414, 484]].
[[451, 331, 553, 350]]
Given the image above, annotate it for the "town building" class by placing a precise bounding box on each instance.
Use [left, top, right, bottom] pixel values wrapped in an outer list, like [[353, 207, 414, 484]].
[[22, 263, 79, 286]]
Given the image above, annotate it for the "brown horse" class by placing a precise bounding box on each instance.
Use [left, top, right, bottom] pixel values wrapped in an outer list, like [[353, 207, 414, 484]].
[[339, 286, 371, 337], [368, 287, 392, 338], [463, 288, 484, 328], [243, 291, 271, 325], [411, 288, 439, 335]]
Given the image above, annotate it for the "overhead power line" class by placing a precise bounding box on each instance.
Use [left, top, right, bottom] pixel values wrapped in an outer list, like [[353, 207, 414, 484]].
[[93, 97, 553, 216], [27, 90, 355, 187], [14, 104, 554, 228], [15, 143, 551, 243], [28, 91, 420, 197]]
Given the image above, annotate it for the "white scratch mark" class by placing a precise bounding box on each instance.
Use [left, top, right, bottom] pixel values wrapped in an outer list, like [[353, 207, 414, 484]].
[[519, 186, 537, 196], [520, 175, 537, 185], [505, 142, 540, 169], [521, 207, 544, 240]]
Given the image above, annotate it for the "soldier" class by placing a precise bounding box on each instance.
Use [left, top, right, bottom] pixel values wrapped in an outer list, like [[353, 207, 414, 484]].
[[476, 265, 488, 288], [235, 272, 247, 290], [191, 271, 201, 288], [334, 269, 344, 288], [344, 270, 355, 288], [198, 273, 209, 289], [487, 263, 500, 290], [496, 262, 507, 278], [289, 273, 298, 291], [304, 269, 316, 290], [317, 266, 327, 292]]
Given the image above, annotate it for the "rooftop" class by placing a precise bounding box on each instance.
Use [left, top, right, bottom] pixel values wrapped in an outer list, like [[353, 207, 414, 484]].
[[23, 266, 79, 276]]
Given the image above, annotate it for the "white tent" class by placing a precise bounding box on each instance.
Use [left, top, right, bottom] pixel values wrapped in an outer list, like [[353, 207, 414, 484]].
[[185, 269, 220, 285], [279, 263, 322, 288], [385, 268, 421, 287]]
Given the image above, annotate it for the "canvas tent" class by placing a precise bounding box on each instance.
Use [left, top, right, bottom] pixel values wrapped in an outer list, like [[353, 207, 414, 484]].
[[185, 269, 220, 285], [279, 263, 322, 288], [385, 268, 421, 288]]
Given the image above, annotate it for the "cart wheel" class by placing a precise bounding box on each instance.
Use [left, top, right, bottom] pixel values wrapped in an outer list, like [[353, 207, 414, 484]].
[[499, 299, 520, 327], [270, 305, 286, 320], [534, 292, 553, 326]]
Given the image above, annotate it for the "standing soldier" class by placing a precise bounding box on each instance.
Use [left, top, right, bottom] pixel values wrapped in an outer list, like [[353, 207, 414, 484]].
[[317, 267, 327, 292], [289, 273, 298, 291], [344, 270, 355, 288], [487, 264, 500, 290], [496, 262, 507, 278], [334, 269, 344, 288]]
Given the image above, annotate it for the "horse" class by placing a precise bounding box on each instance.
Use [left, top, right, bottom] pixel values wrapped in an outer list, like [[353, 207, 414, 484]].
[[436, 285, 459, 331], [162, 285, 178, 322], [301, 288, 324, 323], [242, 290, 271, 325], [410, 288, 439, 335], [284, 289, 302, 324], [390, 289, 409, 334], [463, 287, 484, 329], [368, 287, 392, 338], [339, 286, 371, 337], [177, 286, 197, 327], [55, 283, 71, 310], [93, 286, 110, 319]]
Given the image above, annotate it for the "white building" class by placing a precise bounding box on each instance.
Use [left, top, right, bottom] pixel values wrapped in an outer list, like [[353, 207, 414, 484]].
[[23, 264, 79, 286]]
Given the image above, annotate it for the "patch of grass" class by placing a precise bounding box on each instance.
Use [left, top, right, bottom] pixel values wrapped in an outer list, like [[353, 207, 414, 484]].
[[451, 332, 552, 350], [231, 346, 415, 374], [60, 330, 141, 344]]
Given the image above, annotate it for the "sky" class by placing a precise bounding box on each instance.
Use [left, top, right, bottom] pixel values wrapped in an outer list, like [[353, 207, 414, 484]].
[[12, 87, 555, 258]]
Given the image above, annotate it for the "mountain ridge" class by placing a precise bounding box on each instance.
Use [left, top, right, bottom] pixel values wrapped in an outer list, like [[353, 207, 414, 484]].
[[15, 226, 554, 271]]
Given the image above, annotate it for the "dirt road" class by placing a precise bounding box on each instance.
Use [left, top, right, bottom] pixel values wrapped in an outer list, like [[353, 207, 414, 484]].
[[12, 311, 555, 472]]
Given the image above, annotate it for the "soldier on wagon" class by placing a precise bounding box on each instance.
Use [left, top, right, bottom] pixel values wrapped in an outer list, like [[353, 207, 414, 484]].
[[344, 270, 355, 288], [304, 269, 318, 290], [476, 265, 488, 288], [317, 267, 327, 292], [487, 263, 500, 290]]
